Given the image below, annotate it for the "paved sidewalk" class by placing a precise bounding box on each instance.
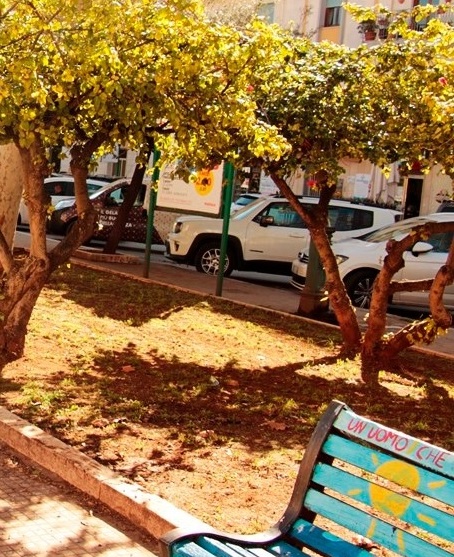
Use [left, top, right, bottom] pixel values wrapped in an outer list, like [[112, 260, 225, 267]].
[[0, 442, 158, 557]]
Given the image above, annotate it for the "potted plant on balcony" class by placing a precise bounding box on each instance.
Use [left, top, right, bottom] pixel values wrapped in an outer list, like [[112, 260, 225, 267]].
[[357, 17, 379, 40], [377, 14, 391, 39], [347, 4, 380, 41]]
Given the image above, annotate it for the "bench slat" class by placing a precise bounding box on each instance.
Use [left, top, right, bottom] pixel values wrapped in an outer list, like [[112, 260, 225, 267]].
[[263, 540, 312, 557], [305, 489, 452, 557], [230, 545, 292, 557], [198, 538, 279, 557], [173, 541, 220, 557], [323, 433, 454, 506], [198, 538, 311, 557], [233, 541, 311, 557], [285, 518, 374, 557], [312, 462, 454, 542], [334, 409, 454, 478]]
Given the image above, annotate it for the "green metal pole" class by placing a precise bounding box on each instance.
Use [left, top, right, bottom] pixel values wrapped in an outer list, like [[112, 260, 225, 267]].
[[215, 161, 235, 297], [143, 150, 160, 278]]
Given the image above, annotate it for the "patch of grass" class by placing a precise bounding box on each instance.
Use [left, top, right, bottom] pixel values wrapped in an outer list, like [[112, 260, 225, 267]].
[[0, 264, 453, 535]]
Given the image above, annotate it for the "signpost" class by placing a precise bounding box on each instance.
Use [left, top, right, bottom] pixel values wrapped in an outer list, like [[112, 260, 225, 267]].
[[215, 161, 235, 297], [143, 150, 160, 278]]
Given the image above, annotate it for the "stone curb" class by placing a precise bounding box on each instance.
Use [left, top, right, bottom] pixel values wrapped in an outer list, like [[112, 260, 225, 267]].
[[0, 406, 208, 540], [73, 248, 142, 264]]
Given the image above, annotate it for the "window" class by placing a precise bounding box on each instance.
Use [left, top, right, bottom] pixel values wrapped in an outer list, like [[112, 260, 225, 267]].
[[324, 0, 342, 27], [257, 2, 274, 23], [255, 202, 305, 228], [412, 0, 440, 30], [45, 181, 73, 196], [328, 207, 374, 231], [426, 231, 453, 253]]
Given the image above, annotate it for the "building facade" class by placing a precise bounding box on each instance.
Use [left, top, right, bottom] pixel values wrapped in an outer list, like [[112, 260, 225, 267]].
[[257, 0, 453, 216]]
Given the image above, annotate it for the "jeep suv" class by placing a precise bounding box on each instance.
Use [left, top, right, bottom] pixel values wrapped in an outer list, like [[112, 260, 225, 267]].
[[165, 197, 402, 276]]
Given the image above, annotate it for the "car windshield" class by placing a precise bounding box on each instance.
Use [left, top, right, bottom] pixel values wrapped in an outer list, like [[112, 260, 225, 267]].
[[89, 181, 128, 200], [231, 198, 267, 220], [360, 217, 434, 243], [87, 182, 105, 194], [234, 195, 257, 206]]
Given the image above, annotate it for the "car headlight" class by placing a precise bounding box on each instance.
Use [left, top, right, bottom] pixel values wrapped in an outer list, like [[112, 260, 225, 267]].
[[173, 221, 183, 234], [335, 254, 349, 265]]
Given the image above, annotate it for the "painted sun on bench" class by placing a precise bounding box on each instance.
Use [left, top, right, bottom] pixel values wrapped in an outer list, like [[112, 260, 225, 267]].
[[348, 455, 442, 553]]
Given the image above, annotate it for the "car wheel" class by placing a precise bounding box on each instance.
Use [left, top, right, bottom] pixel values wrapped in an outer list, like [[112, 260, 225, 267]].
[[195, 242, 234, 276], [344, 270, 378, 309]]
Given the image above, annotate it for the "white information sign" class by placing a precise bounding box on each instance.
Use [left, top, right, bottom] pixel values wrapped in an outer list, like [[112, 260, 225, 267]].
[[156, 162, 224, 215], [353, 174, 371, 199]]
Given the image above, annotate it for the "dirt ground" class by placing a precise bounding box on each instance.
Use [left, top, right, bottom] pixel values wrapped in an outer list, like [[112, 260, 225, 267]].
[[0, 265, 453, 538]]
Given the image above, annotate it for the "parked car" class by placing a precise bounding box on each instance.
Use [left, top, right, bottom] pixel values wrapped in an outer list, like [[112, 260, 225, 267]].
[[231, 193, 268, 213], [18, 175, 109, 226], [165, 197, 402, 276], [290, 213, 454, 310], [437, 200, 454, 213], [47, 179, 163, 245]]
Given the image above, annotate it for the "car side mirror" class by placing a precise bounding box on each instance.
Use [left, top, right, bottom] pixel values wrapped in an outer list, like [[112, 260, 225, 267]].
[[105, 197, 118, 207], [412, 241, 434, 256], [259, 215, 274, 227]]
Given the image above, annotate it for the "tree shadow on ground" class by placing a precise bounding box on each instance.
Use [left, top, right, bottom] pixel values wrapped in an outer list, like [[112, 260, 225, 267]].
[[28, 344, 454, 458], [47, 266, 342, 346]]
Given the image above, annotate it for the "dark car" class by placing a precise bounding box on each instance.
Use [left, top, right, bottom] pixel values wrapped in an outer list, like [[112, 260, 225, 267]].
[[437, 200, 454, 213], [48, 179, 163, 245]]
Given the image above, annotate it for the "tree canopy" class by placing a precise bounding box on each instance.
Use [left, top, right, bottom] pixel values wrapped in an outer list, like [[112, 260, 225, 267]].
[[0, 0, 291, 360], [0, 0, 452, 383], [231, 3, 454, 380]]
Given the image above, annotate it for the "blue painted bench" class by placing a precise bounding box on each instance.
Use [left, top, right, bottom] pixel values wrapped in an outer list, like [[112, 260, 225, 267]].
[[159, 400, 454, 557]]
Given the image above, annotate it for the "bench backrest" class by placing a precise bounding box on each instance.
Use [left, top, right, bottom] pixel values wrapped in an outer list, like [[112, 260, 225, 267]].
[[283, 400, 453, 557]]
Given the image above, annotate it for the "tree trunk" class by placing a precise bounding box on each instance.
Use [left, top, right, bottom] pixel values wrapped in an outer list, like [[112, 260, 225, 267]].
[[0, 255, 50, 362], [269, 171, 363, 355], [103, 164, 147, 254], [0, 144, 23, 248], [0, 142, 53, 361], [103, 141, 154, 254], [0, 138, 102, 363], [360, 221, 454, 383]]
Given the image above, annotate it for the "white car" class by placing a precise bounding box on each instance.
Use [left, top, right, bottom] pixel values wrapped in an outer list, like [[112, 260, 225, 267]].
[[291, 213, 454, 310], [165, 197, 402, 276], [17, 175, 109, 226]]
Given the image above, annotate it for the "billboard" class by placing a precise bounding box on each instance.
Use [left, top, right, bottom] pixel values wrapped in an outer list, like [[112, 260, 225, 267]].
[[156, 162, 224, 215]]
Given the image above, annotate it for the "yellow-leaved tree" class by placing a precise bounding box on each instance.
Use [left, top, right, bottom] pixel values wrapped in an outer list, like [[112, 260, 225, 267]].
[[0, 0, 289, 362], [233, 4, 454, 383]]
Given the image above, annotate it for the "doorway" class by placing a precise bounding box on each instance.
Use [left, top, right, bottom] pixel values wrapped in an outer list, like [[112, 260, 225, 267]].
[[404, 177, 423, 219]]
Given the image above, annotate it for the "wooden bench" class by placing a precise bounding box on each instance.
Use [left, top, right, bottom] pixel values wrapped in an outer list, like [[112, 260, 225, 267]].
[[159, 400, 454, 557]]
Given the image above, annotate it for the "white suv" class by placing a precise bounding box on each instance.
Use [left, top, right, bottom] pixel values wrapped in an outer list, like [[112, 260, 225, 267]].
[[165, 197, 402, 276]]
